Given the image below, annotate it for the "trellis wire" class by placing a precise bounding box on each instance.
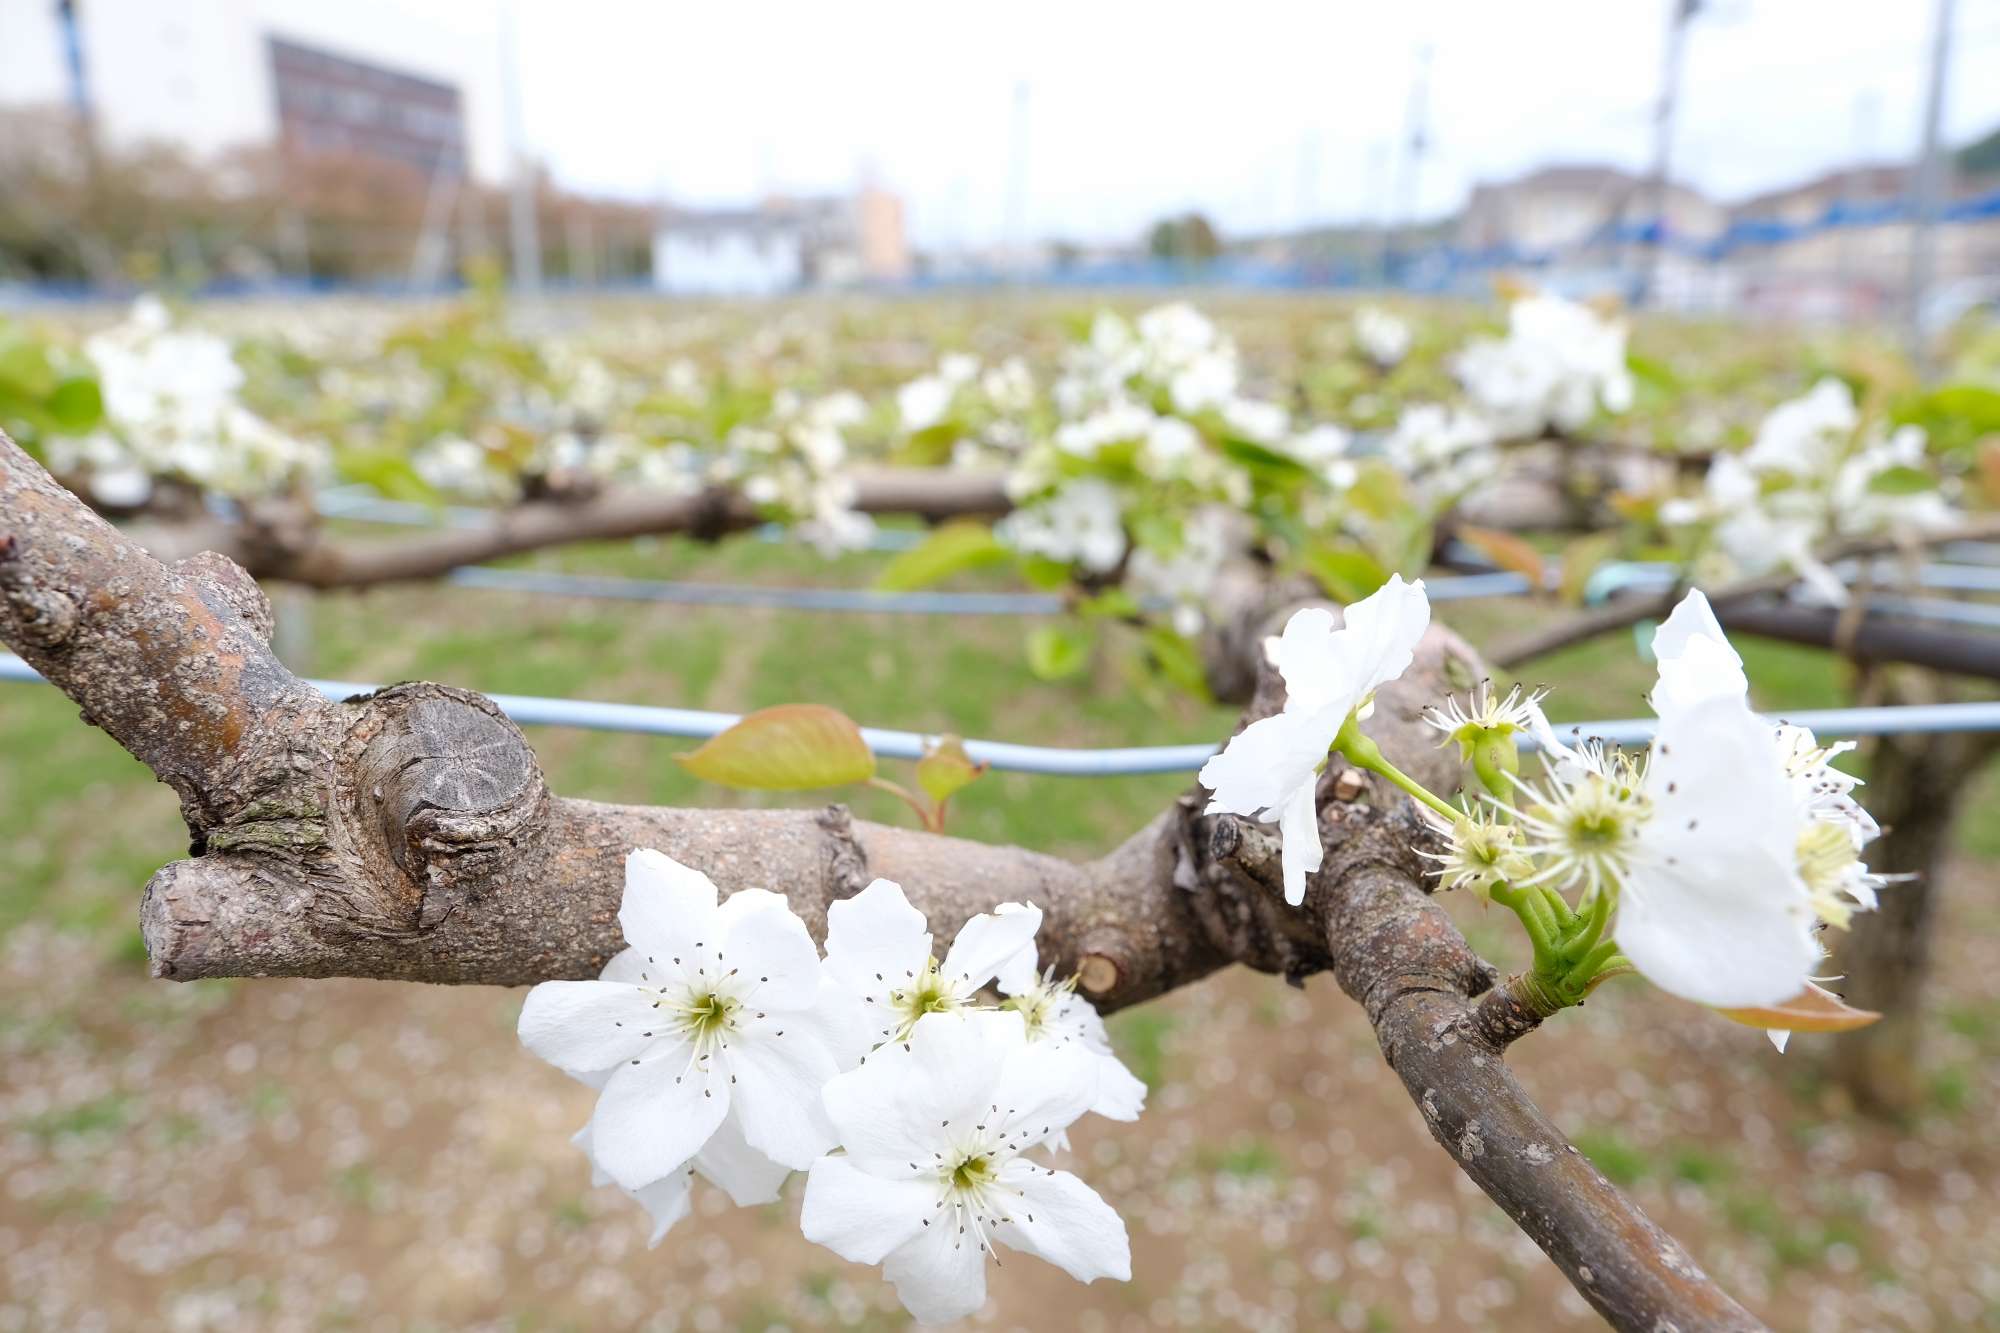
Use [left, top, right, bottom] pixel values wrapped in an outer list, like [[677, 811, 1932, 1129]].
[[6, 652, 1999, 776]]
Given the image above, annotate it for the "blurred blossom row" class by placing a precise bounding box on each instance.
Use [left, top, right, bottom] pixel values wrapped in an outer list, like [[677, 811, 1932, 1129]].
[[2, 284, 1995, 691]]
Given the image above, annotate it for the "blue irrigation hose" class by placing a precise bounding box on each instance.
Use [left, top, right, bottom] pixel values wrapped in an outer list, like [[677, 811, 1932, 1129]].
[[446, 566, 1073, 615], [7, 654, 2000, 775]]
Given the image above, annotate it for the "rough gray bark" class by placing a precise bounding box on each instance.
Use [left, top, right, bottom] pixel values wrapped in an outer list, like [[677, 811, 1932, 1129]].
[[121, 469, 1014, 588], [0, 431, 1764, 1333]]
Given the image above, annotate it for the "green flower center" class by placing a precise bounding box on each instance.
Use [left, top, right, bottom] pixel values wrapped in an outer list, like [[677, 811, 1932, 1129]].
[[949, 1153, 996, 1193]]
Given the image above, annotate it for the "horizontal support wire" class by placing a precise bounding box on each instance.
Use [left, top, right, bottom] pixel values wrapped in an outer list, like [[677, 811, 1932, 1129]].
[[5, 653, 1999, 775]]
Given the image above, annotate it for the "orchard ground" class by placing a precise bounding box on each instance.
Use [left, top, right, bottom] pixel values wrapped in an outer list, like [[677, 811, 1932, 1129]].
[[4, 489, 2000, 1330]]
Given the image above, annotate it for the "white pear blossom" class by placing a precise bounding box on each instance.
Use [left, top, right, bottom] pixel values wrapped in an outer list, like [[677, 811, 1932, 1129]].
[[898, 376, 956, 433], [799, 1009, 1130, 1325], [1354, 306, 1413, 367], [517, 850, 866, 1192], [55, 295, 328, 500], [1000, 966, 1147, 1125], [822, 878, 1043, 1044], [1384, 403, 1500, 513], [1127, 508, 1232, 637], [1661, 380, 1958, 601], [1508, 592, 1865, 1009], [566, 1101, 792, 1247], [1199, 577, 1433, 905], [1454, 294, 1633, 440], [998, 477, 1128, 573]]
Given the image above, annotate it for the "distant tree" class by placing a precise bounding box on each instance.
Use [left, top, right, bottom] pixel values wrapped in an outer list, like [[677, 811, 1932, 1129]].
[[1146, 212, 1222, 263], [1957, 122, 2000, 178]]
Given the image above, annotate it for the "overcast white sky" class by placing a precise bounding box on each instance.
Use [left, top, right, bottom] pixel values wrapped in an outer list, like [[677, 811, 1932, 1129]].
[[416, 0, 2000, 249]]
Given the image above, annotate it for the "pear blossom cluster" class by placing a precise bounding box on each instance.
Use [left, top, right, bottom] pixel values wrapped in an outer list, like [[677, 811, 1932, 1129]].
[[716, 389, 880, 555], [1453, 293, 1636, 441], [1198, 576, 1881, 1028], [517, 851, 1138, 1324], [1660, 377, 1959, 601], [1468, 591, 1883, 1011], [47, 297, 328, 504]]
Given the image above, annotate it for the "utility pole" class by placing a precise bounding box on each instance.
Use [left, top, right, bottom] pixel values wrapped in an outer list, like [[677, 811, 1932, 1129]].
[[1906, 0, 1955, 379], [1640, 0, 1700, 309], [499, 0, 542, 297], [1005, 81, 1030, 283], [1835, 89, 1880, 324], [1387, 47, 1432, 287]]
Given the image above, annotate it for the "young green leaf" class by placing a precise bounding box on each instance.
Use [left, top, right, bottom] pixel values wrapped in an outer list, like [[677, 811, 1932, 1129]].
[[916, 734, 988, 805], [1144, 626, 1212, 701], [1025, 622, 1095, 680], [875, 520, 1008, 591], [1865, 465, 1936, 496], [1299, 541, 1388, 604], [675, 704, 877, 790], [1557, 531, 1620, 607]]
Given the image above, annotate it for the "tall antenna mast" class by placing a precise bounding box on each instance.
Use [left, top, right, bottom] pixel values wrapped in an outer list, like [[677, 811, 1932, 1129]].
[[1641, 0, 1700, 308], [500, 0, 542, 297], [1387, 46, 1432, 285], [1906, 0, 1956, 378]]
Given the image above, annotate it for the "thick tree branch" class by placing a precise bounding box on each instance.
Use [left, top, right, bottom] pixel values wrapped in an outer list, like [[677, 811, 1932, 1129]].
[[1487, 516, 2000, 671], [123, 469, 1015, 588], [0, 432, 1765, 1333]]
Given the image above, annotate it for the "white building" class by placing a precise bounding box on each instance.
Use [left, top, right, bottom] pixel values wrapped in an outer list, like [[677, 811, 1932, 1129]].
[[653, 187, 910, 296], [0, 0, 506, 181]]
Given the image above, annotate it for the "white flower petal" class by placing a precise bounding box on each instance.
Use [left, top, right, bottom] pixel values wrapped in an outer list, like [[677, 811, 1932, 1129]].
[[1329, 574, 1433, 701], [572, 1121, 695, 1247], [1620, 695, 1821, 1009], [1650, 590, 1749, 717], [590, 1040, 728, 1191], [724, 1014, 844, 1169], [997, 1161, 1133, 1283], [1089, 1055, 1149, 1122], [1277, 777, 1323, 907], [715, 887, 823, 1012], [824, 879, 931, 1006], [1200, 710, 1323, 820], [799, 1156, 936, 1266], [892, 1009, 1022, 1135], [942, 901, 1044, 991], [693, 1105, 793, 1207], [820, 1040, 927, 1179], [516, 981, 657, 1074], [1768, 1029, 1792, 1054], [597, 948, 647, 985], [990, 1034, 1100, 1151], [880, 1202, 991, 1326], [618, 849, 718, 974], [807, 974, 875, 1071]]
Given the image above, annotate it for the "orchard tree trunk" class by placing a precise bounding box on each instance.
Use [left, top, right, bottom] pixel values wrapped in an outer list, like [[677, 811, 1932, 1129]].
[[0, 431, 1768, 1333], [1832, 709, 2000, 1114]]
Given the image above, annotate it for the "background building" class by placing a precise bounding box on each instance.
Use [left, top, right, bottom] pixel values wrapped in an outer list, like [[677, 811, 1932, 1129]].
[[0, 0, 504, 181], [652, 185, 910, 296]]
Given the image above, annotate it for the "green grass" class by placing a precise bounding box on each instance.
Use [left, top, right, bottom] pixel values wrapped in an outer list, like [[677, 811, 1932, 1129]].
[[7, 532, 2000, 948]]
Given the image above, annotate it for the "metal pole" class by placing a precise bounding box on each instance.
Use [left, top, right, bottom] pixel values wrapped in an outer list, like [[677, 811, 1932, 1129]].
[[1641, 0, 1698, 308], [1387, 47, 1431, 287], [1005, 81, 1030, 283], [499, 0, 542, 297], [1906, 0, 1955, 379]]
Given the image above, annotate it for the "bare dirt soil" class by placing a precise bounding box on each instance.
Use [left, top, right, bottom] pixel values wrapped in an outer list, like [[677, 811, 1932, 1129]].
[[4, 851, 1996, 1333]]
